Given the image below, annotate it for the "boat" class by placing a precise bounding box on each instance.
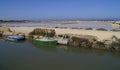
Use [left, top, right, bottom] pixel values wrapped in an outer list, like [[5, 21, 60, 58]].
[[57, 38, 69, 45], [34, 38, 57, 47], [4, 35, 25, 41], [56, 34, 69, 45]]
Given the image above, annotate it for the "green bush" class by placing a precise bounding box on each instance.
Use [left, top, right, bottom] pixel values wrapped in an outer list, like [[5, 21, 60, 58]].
[[111, 29, 120, 32], [96, 28, 107, 31], [85, 28, 93, 30]]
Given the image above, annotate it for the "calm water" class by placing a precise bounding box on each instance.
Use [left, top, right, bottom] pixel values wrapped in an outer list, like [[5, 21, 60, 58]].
[[0, 40, 120, 70]]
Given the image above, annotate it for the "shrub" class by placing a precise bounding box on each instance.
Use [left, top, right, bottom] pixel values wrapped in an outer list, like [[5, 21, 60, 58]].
[[96, 28, 107, 31], [85, 28, 93, 30], [111, 29, 120, 32]]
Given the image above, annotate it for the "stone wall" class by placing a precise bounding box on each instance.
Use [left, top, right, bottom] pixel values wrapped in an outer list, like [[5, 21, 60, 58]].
[[67, 34, 120, 51], [68, 35, 97, 47]]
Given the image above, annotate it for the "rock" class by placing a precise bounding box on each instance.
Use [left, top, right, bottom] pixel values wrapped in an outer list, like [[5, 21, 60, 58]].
[[33, 35, 39, 39], [0, 27, 12, 33], [111, 39, 120, 51], [103, 40, 112, 48], [68, 35, 97, 48], [29, 28, 56, 37], [3, 32, 13, 35], [67, 34, 120, 51], [17, 33, 25, 36], [39, 36, 43, 38], [0, 32, 3, 37], [94, 41, 105, 48], [111, 35, 118, 42]]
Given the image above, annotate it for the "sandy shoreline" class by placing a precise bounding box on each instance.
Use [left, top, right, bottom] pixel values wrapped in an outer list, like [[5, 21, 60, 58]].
[[6, 27, 120, 41]]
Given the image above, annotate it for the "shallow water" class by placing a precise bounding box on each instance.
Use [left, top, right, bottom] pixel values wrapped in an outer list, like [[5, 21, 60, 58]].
[[0, 21, 120, 30], [0, 40, 120, 70]]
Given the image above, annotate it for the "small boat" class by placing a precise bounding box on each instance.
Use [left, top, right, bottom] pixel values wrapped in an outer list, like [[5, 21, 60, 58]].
[[34, 38, 57, 47], [4, 35, 25, 41], [57, 38, 69, 45]]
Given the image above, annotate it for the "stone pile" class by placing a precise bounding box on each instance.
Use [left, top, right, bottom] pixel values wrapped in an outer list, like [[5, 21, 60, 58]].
[[29, 28, 56, 39], [67, 34, 120, 51]]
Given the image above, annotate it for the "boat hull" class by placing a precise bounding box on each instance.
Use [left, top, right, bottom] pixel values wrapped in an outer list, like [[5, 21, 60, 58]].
[[34, 39, 57, 47], [4, 35, 25, 41]]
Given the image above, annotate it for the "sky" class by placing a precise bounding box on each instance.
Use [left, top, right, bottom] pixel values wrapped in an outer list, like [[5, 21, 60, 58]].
[[0, 0, 120, 20]]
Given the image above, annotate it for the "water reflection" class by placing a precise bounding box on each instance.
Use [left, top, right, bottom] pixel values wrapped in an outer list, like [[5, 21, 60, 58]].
[[0, 40, 120, 70], [31, 40, 120, 58], [1, 39, 120, 58], [63, 46, 120, 58], [31, 41, 57, 53]]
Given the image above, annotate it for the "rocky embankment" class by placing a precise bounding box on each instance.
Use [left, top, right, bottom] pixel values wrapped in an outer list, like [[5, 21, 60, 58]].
[[0, 27, 120, 51], [67, 34, 120, 51], [0, 27, 25, 37], [0, 27, 12, 37]]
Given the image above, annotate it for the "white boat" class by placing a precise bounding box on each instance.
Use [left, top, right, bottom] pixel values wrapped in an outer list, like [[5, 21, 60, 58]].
[[57, 38, 69, 45]]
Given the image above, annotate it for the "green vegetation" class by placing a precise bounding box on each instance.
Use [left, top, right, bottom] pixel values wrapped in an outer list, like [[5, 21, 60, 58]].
[[0, 20, 30, 23], [96, 28, 107, 31], [111, 29, 120, 32], [85, 28, 93, 30]]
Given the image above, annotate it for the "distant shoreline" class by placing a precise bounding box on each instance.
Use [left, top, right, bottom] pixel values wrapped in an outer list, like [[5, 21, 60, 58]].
[[0, 19, 119, 23], [1, 27, 118, 41]]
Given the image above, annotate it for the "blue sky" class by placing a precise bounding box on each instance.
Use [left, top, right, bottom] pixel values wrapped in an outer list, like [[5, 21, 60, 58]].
[[0, 0, 120, 20]]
